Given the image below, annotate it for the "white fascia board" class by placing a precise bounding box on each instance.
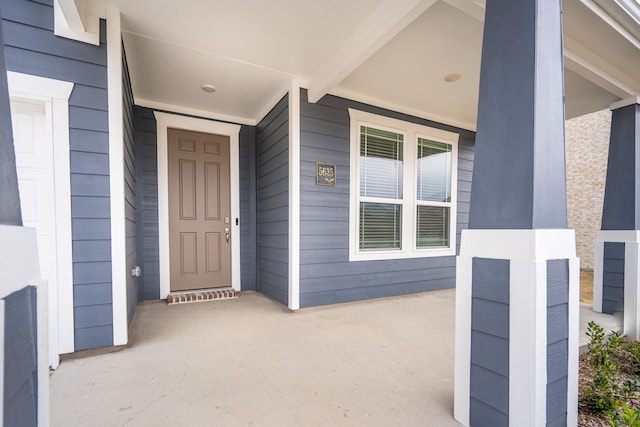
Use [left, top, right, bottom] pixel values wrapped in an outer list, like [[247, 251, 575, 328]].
[[307, 0, 439, 103], [54, 0, 100, 46], [136, 99, 256, 127], [331, 87, 477, 132]]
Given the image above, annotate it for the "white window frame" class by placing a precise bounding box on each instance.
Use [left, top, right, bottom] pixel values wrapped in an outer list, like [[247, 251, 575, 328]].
[[349, 109, 459, 261]]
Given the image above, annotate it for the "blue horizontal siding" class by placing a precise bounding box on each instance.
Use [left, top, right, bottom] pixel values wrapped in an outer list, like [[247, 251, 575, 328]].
[[240, 126, 257, 291], [133, 107, 160, 301], [547, 259, 569, 425], [2, 0, 113, 350], [603, 242, 624, 314], [73, 283, 112, 307], [74, 325, 113, 351], [123, 47, 138, 326], [298, 89, 475, 307], [256, 95, 289, 305], [470, 258, 510, 425]]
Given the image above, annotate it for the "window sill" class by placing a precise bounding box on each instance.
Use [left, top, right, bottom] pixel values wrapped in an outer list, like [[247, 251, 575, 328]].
[[349, 247, 456, 262]]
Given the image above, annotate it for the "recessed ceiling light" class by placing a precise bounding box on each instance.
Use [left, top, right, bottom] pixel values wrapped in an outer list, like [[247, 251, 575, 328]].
[[201, 84, 216, 93], [444, 73, 462, 83]]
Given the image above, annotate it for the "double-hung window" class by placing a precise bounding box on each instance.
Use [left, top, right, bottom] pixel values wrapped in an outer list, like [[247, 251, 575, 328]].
[[349, 109, 459, 261]]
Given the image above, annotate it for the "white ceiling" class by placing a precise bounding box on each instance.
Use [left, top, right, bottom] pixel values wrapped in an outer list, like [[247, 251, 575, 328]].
[[92, 0, 640, 129]]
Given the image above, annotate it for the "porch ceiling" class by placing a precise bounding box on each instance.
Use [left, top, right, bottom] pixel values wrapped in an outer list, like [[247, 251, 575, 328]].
[[93, 0, 640, 129]]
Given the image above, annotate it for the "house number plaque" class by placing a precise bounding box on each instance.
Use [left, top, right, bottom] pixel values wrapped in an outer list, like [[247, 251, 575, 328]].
[[316, 162, 336, 186]]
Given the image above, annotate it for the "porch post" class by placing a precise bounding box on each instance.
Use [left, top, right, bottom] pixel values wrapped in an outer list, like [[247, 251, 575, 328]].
[[453, 0, 579, 425], [593, 98, 640, 340]]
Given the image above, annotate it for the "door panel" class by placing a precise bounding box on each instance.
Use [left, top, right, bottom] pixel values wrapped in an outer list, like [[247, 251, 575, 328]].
[[169, 128, 231, 291], [205, 162, 220, 220], [179, 159, 196, 220], [205, 232, 222, 273]]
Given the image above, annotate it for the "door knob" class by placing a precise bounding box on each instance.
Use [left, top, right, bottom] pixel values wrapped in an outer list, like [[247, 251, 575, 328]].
[[225, 227, 230, 245]]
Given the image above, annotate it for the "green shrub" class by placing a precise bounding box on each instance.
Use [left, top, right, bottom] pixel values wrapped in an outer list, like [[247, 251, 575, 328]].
[[582, 321, 636, 412], [609, 404, 640, 427], [624, 340, 640, 374]]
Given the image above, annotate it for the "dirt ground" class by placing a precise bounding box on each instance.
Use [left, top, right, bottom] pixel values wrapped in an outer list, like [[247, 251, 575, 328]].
[[581, 271, 594, 305]]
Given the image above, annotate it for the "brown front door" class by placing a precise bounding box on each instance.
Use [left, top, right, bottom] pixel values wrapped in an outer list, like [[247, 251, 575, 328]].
[[168, 128, 231, 291]]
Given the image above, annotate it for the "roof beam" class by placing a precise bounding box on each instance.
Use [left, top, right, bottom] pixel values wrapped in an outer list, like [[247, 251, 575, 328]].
[[446, 0, 640, 99], [582, 0, 640, 51], [564, 36, 639, 99], [306, 0, 439, 103]]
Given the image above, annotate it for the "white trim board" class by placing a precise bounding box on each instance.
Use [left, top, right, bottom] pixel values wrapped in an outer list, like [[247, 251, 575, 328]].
[[154, 112, 242, 299], [288, 83, 301, 310], [105, 9, 129, 347], [137, 98, 256, 127], [7, 71, 74, 362]]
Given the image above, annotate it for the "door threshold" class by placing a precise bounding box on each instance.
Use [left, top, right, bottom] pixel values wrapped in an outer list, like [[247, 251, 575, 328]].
[[167, 287, 238, 305]]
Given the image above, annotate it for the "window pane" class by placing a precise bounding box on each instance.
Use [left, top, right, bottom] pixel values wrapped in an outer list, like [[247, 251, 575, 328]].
[[416, 206, 449, 248], [360, 202, 401, 250], [417, 138, 451, 202], [360, 126, 403, 199]]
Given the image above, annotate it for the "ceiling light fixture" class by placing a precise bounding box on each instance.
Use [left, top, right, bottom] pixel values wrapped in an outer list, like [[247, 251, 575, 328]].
[[444, 73, 462, 83], [201, 84, 216, 93]]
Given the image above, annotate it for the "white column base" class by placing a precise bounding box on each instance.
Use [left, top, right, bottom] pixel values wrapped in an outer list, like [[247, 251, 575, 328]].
[[593, 230, 640, 340], [454, 229, 579, 427]]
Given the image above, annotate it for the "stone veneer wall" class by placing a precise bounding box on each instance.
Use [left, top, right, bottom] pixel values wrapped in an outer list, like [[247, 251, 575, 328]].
[[565, 109, 611, 271]]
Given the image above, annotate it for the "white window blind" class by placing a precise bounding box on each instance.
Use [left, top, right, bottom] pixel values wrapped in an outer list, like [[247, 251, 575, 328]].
[[359, 126, 403, 250], [416, 138, 452, 248], [360, 126, 403, 199], [417, 138, 451, 203]]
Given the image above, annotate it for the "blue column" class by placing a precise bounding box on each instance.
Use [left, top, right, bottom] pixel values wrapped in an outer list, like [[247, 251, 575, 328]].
[[469, 0, 567, 230], [455, 0, 578, 425], [593, 99, 640, 339], [601, 103, 640, 231], [0, 7, 22, 226]]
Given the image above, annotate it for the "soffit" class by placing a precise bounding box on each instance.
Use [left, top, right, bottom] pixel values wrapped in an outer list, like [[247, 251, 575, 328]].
[[89, 0, 640, 127]]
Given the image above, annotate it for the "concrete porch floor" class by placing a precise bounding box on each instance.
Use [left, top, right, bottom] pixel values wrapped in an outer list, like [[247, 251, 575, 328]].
[[50, 289, 621, 426]]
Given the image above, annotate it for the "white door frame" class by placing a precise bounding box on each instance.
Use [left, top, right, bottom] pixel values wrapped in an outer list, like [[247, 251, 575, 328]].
[[7, 71, 75, 364], [155, 112, 241, 298]]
